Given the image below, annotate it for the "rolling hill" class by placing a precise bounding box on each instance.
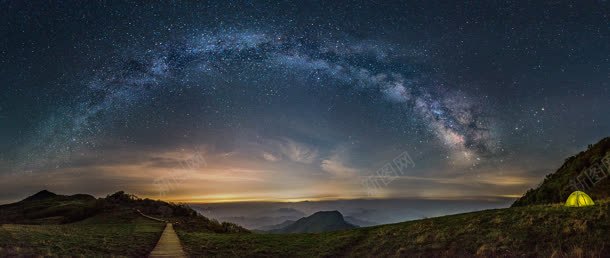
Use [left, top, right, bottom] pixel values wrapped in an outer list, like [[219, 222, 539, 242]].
[[0, 190, 100, 224], [0, 190, 248, 233]]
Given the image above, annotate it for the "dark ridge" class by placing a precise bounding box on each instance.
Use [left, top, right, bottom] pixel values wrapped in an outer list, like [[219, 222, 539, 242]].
[[21, 190, 58, 202], [512, 137, 610, 207]]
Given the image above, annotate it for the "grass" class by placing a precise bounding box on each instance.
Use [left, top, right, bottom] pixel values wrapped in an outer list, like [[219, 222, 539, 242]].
[[1, 200, 609, 257], [177, 200, 610, 257], [0, 211, 165, 257], [0, 195, 100, 224]]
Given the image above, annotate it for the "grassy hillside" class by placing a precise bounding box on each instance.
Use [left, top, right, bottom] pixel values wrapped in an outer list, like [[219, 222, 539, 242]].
[[512, 137, 610, 207], [0, 210, 165, 257], [0, 190, 248, 233], [0, 190, 248, 257], [103, 191, 249, 233], [177, 201, 610, 257], [0, 190, 100, 224]]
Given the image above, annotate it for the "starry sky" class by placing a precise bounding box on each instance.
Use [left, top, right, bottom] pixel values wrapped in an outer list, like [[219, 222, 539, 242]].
[[1, 1, 609, 210]]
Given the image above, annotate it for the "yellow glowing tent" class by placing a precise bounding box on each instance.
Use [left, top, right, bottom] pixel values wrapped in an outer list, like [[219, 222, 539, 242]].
[[564, 191, 594, 207]]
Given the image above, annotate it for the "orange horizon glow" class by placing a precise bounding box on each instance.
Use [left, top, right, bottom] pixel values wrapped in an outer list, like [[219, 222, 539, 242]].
[[0, 147, 538, 205], [142, 193, 523, 204]]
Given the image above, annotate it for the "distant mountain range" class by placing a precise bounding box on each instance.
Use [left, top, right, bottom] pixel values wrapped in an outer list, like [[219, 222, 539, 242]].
[[513, 137, 610, 207], [344, 215, 377, 227], [217, 215, 297, 229], [256, 219, 296, 231], [265, 210, 358, 233]]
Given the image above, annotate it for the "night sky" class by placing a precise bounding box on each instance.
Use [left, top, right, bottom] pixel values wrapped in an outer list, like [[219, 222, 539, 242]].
[[1, 0, 609, 214]]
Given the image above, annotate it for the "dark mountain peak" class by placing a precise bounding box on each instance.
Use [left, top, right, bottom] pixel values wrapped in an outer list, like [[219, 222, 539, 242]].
[[309, 210, 343, 219], [22, 190, 58, 202], [270, 210, 357, 233]]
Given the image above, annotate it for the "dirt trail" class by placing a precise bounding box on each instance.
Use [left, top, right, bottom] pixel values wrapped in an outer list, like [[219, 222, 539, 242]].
[[149, 223, 187, 258]]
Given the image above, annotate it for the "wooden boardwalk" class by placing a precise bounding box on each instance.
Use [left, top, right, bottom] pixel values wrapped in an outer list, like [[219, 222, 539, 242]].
[[149, 223, 188, 258], [136, 210, 187, 258], [136, 209, 166, 223]]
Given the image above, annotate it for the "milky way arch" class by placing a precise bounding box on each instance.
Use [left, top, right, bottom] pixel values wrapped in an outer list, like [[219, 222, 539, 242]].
[[18, 29, 498, 171]]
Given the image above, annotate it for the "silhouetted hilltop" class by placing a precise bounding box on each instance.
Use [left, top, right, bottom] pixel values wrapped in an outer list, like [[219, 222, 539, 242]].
[[20, 190, 57, 202], [512, 137, 610, 207], [0, 190, 98, 224], [269, 210, 357, 233]]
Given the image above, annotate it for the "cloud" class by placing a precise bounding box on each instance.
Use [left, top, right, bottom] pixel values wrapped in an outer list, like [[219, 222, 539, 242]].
[[262, 152, 280, 162], [320, 146, 360, 178], [321, 156, 359, 178], [277, 138, 318, 164]]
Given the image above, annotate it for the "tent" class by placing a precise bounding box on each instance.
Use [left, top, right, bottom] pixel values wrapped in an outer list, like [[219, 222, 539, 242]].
[[564, 191, 595, 207]]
